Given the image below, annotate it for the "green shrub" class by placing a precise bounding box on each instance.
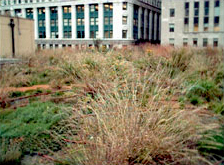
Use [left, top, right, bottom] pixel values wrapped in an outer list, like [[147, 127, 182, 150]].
[[9, 91, 24, 98], [198, 125, 224, 159], [0, 101, 71, 162], [187, 80, 223, 104]]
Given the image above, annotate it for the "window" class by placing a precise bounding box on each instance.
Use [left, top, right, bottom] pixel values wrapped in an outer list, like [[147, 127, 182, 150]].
[[203, 38, 208, 47], [215, 0, 220, 7], [104, 31, 109, 38], [184, 18, 189, 32], [193, 38, 198, 47], [170, 8, 175, 17], [169, 23, 174, 32], [123, 2, 127, 10], [194, 17, 199, 32], [122, 16, 127, 25], [194, 2, 199, 16], [185, 2, 189, 16], [204, 17, 209, 31], [104, 17, 109, 25], [204, 1, 209, 16], [104, 3, 113, 11], [183, 38, 188, 46], [184, 2, 189, 32], [169, 38, 174, 46], [214, 16, 220, 31], [90, 4, 98, 12], [213, 38, 218, 47], [122, 30, 127, 39]]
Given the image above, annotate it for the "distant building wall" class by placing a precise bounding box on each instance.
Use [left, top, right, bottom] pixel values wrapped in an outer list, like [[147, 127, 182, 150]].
[[0, 15, 35, 58], [161, 0, 224, 47]]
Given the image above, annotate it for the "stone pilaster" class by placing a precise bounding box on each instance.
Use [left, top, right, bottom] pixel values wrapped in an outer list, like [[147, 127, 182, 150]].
[[98, 3, 104, 39], [128, 2, 134, 40], [71, 5, 76, 39], [113, 2, 122, 39], [138, 6, 142, 39], [45, 7, 50, 39], [84, 4, 90, 39], [33, 7, 38, 39], [58, 5, 63, 39]]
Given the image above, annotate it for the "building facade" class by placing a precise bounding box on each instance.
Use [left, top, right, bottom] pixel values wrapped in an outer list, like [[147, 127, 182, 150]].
[[0, 0, 161, 49], [0, 15, 35, 57], [161, 0, 224, 47]]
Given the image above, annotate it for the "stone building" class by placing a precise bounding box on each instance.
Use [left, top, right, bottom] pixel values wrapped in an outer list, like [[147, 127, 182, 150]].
[[0, 0, 161, 49], [0, 15, 35, 57], [161, 0, 224, 47]]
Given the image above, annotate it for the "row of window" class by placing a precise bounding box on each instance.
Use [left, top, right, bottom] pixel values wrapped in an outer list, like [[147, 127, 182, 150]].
[[2, 0, 55, 5], [169, 38, 219, 47], [36, 3, 129, 39], [169, 0, 221, 32]]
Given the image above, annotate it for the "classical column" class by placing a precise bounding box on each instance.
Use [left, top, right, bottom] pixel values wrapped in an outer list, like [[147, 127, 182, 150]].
[[149, 10, 152, 41], [144, 9, 147, 39], [71, 5, 76, 39], [33, 7, 38, 39], [10, 0, 14, 5], [21, 0, 25, 4], [58, 5, 63, 39], [98, 3, 104, 39], [159, 14, 161, 42], [138, 6, 142, 39], [154, 12, 157, 41], [84, 4, 90, 39], [45, 7, 50, 39], [113, 2, 122, 39], [22, 8, 26, 18], [128, 2, 134, 40]]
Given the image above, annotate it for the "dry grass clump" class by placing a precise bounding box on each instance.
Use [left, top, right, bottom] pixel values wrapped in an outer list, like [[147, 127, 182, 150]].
[[51, 78, 219, 165]]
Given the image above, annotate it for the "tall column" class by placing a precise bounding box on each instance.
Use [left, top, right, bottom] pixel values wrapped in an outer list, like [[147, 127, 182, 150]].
[[21, 0, 25, 4], [144, 9, 147, 39], [113, 2, 122, 39], [98, 3, 104, 39], [149, 10, 152, 41], [158, 14, 162, 43], [33, 7, 38, 39], [84, 4, 90, 39], [138, 6, 142, 39], [10, 0, 14, 5], [58, 6, 63, 39], [128, 2, 134, 40], [154, 12, 157, 41], [22, 8, 26, 18], [45, 7, 50, 39], [71, 5, 76, 39]]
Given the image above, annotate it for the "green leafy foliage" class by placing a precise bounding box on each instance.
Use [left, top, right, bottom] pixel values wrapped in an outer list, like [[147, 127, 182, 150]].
[[0, 102, 71, 163]]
